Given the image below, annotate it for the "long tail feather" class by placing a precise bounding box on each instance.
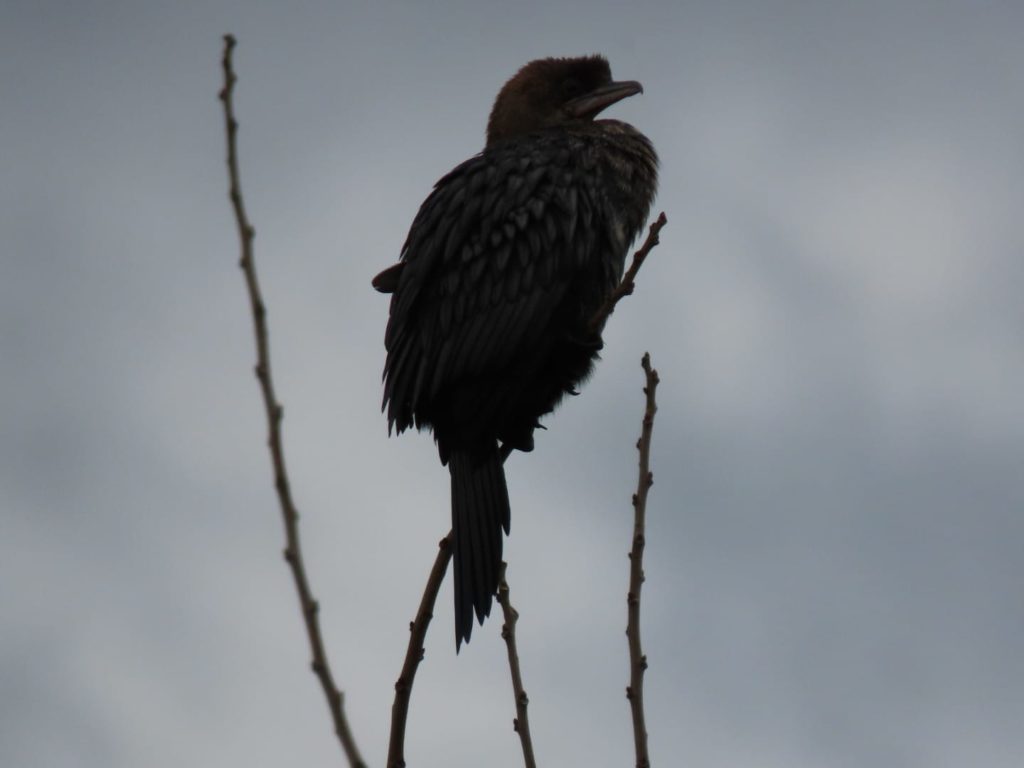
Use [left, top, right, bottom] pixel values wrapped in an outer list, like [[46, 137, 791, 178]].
[[449, 445, 510, 649]]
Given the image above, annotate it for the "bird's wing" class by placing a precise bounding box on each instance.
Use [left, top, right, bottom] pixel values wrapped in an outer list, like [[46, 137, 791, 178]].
[[382, 137, 609, 435]]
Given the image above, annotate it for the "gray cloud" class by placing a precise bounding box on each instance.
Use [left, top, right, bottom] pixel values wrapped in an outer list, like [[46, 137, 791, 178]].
[[2, 1, 1022, 766]]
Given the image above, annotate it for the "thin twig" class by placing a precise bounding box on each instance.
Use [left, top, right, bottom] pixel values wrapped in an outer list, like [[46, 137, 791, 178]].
[[589, 212, 668, 335], [497, 563, 538, 768], [387, 533, 454, 768], [626, 353, 659, 768], [219, 34, 366, 768]]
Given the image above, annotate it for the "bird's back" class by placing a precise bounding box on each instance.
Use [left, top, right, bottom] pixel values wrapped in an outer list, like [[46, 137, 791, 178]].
[[382, 120, 657, 460]]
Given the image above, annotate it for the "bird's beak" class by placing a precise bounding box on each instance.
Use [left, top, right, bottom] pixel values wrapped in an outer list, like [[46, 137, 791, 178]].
[[566, 79, 644, 119]]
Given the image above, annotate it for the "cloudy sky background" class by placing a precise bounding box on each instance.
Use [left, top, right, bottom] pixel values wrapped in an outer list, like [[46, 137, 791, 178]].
[[3, 1, 1022, 766]]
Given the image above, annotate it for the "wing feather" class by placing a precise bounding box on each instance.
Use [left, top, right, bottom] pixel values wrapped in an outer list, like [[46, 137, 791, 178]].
[[382, 134, 598, 437]]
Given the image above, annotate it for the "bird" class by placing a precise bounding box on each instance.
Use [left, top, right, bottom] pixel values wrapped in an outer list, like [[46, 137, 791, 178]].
[[374, 55, 658, 649]]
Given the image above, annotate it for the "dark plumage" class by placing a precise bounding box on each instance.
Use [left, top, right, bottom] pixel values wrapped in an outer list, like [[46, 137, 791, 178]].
[[374, 55, 658, 648]]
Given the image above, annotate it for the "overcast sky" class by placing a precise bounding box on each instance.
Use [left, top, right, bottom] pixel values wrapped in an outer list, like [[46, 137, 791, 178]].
[[2, 1, 1022, 766]]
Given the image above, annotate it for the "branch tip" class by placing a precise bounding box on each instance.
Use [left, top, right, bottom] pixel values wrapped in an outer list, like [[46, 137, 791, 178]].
[[588, 213, 668, 336], [625, 352, 660, 767], [220, 35, 365, 767]]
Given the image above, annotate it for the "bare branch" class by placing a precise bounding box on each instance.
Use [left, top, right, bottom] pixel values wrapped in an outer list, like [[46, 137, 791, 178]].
[[589, 212, 668, 336], [387, 534, 454, 768], [497, 563, 538, 768], [626, 353, 659, 768], [219, 34, 366, 768]]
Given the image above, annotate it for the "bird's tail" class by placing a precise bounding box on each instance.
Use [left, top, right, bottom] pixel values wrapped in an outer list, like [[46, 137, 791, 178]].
[[449, 445, 511, 650]]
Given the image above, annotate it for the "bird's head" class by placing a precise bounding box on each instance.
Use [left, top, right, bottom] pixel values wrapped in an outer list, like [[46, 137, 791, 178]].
[[486, 55, 643, 147]]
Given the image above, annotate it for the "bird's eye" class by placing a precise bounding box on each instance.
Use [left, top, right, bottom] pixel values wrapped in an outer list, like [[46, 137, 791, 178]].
[[562, 78, 584, 99]]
